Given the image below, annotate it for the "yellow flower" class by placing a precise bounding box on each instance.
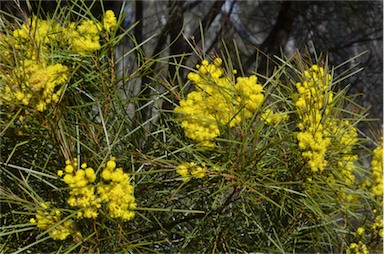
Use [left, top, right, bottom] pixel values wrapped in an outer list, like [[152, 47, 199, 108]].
[[65, 164, 74, 173], [370, 144, 383, 199], [294, 64, 338, 173], [372, 215, 383, 237], [176, 162, 211, 180], [213, 57, 222, 66], [261, 109, 289, 125], [1, 57, 68, 112], [175, 58, 264, 146], [176, 164, 190, 179], [111, 168, 125, 182], [103, 10, 117, 32], [97, 157, 136, 221], [101, 169, 112, 180], [191, 167, 206, 178], [356, 227, 364, 236], [85, 168, 96, 182], [66, 19, 101, 54], [106, 159, 117, 170], [63, 174, 73, 184], [346, 241, 368, 254], [30, 204, 80, 241]]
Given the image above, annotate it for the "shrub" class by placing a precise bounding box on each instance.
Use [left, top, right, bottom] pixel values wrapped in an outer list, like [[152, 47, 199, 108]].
[[0, 1, 382, 253]]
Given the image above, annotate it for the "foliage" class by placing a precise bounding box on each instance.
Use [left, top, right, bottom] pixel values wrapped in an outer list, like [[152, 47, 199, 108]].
[[0, 1, 382, 253]]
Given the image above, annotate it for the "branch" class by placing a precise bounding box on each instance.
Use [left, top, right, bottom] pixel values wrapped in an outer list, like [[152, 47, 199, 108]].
[[137, 185, 238, 236], [191, 0, 226, 45]]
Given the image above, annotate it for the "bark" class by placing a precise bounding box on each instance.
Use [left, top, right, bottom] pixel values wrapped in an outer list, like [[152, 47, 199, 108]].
[[164, 0, 186, 111], [244, 1, 297, 76], [190, 0, 226, 45]]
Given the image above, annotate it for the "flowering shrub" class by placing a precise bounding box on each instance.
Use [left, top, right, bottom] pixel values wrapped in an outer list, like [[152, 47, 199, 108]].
[[350, 143, 384, 253], [0, 9, 116, 114], [0, 2, 382, 253], [174, 59, 383, 253]]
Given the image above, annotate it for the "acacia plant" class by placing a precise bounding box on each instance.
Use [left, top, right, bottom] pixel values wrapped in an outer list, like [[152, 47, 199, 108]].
[[0, 1, 382, 253]]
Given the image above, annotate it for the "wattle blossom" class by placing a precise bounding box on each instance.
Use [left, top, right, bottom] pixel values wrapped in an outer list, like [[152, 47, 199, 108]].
[[175, 58, 264, 146]]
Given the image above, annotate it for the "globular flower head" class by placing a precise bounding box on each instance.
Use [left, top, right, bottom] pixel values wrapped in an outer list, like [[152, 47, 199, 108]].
[[58, 159, 100, 219], [106, 157, 117, 170], [103, 10, 117, 32], [175, 58, 264, 146], [97, 157, 136, 221]]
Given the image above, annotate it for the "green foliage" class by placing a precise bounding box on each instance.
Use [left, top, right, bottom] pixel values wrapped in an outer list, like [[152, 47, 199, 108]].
[[0, 1, 382, 253]]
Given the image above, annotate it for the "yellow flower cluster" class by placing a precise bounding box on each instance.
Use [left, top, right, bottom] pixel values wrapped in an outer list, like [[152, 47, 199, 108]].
[[370, 144, 383, 198], [331, 121, 358, 184], [372, 215, 383, 238], [176, 162, 220, 181], [370, 145, 383, 239], [295, 65, 360, 202], [103, 10, 118, 32], [325, 119, 359, 202], [355, 227, 365, 236], [235, 75, 264, 118], [29, 203, 81, 240], [347, 225, 372, 253], [11, 17, 61, 54], [295, 65, 333, 172], [65, 10, 117, 54], [346, 241, 369, 254], [58, 157, 136, 222], [261, 108, 289, 125], [65, 20, 102, 55], [0, 11, 117, 112], [1, 59, 68, 111], [9, 11, 116, 55], [176, 162, 207, 181], [0, 17, 69, 112], [175, 58, 264, 146], [59, 159, 101, 219], [98, 157, 137, 221]]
